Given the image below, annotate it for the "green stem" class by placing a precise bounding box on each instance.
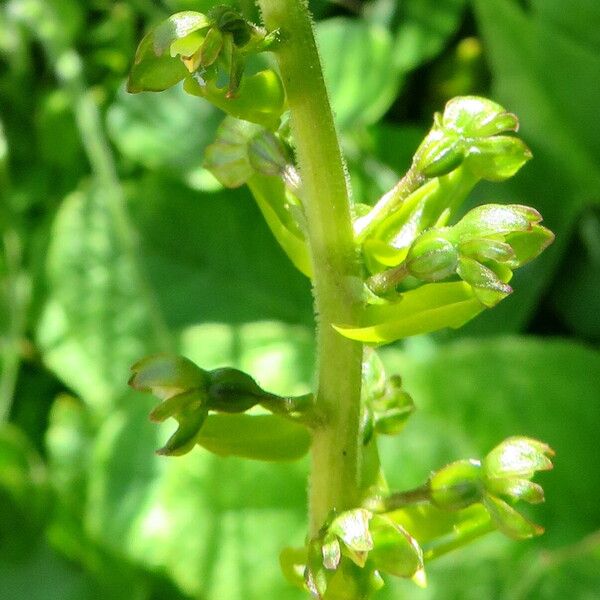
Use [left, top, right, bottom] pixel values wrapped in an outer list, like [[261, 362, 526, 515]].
[[257, 0, 364, 536], [353, 167, 424, 242]]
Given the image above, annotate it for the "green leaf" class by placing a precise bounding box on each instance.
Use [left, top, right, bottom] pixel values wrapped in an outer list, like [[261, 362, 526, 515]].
[[183, 69, 286, 129], [466, 0, 600, 334], [84, 321, 314, 599], [317, 18, 398, 130], [36, 183, 163, 413], [127, 31, 188, 94], [127, 174, 312, 328], [381, 338, 600, 546], [107, 83, 222, 183], [378, 337, 600, 595], [389, 0, 467, 73], [195, 413, 310, 461], [334, 282, 484, 343]]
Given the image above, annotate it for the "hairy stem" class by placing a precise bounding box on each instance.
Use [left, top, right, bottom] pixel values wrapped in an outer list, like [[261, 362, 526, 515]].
[[258, 0, 364, 535]]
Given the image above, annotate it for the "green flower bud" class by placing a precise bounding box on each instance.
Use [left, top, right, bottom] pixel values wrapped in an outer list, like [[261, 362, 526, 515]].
[[483, 494, 544, 540], [248, 130, 290, 176], [485, 477, 545, 504], [369, 514, 423, 578], [130, 354, 311, 456], [372, 376, 415, 437], [483, 436, 554, 479], [442, 96, 519, 137], [429, 459, 484, 510], [406, 232, 459, 282], [329, 508, 374, 567], [457, 257, 512, 307], [504, 225, 555, 267], [459, 238, 515, 264], [206, 367, 272, 413], [463, 136, 532, 182], [415, 130, 465, 177], [451, 204, 542, 241], [128, 353, 209, 400]]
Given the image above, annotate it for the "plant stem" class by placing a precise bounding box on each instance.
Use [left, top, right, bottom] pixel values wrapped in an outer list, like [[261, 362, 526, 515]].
[[353, 167, 424, 242], [257, 0, 364, 536]]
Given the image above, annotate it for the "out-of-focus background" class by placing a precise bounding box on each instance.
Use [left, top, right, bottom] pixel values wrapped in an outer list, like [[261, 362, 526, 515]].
[[1, 1, 599, 598]]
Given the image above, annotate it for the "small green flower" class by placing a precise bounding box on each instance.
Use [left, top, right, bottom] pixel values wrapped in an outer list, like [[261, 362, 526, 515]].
[[423, 436, 554, 540]]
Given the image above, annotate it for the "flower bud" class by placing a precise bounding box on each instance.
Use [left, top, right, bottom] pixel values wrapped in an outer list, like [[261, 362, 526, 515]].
[[128, 353, 209, 400], [373, 376, 415, 436], [457, 257, 512, 307], [415, 130, 465, 178], [206, 367, 272, 413], [248, 131, 290, 177], [463, 136, 532, 182], [451, 204, 541, 241], [483, 436, 554, 479], [429, 459, 484, 510], [406, 232, 459, 282], [442, 96, 519, 137], [458, 238, 515, 264], [369, 515, 423, 578]]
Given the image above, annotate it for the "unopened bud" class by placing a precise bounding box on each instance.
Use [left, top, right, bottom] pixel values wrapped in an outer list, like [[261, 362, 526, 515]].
[[442, 96, 519, 137], [429, 459, 484, 510], [415, 130, 465, 178], [248, 131, 290, 176], [407, 232, 458, 282]]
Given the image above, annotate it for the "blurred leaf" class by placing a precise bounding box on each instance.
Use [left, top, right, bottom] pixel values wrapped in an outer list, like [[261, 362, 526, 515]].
[[127, 174, 312, 329], [375, 336, 600, 597], [107, 83, 222, 182], [86, 321, 313, 600], [381, 337, 600, 542], [0, 539, 106, 600], [464, 0, 600, 334], [317, 17, 399, 130], [394, 0, 467, 72], [0, 424, 48, 556], [36, 182, 165, 413], [552, 209, 600, 340]]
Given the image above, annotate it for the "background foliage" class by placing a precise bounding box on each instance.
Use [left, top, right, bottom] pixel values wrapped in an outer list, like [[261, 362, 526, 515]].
[[1, 0, 599, 598]]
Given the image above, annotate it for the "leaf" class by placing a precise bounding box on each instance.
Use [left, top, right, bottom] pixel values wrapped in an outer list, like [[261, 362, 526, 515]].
[[84, 321, 314, 599], [381, 338, 600, 546], [464, 0, 600, 334], [183, 69, 286, 130], [195, 413, 310, 461], [334, 281, 484, 343], [377, 337, 600, 596], [127, 174, 312, 328], [317, 18, 399, 130], [36, 183, 164, 413], [107, 83, 222, 182], [375, 0, 467, 73]]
